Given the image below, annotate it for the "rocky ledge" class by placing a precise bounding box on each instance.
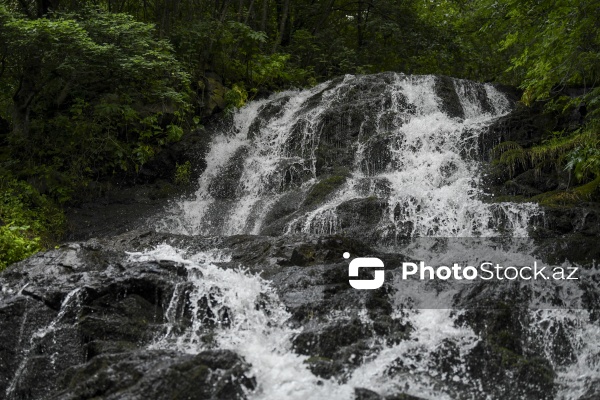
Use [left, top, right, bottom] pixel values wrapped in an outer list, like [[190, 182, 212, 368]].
[[1, 231, 598, 399]]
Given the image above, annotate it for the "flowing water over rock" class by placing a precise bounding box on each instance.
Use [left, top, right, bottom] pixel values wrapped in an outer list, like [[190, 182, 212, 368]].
[[161, 73, 541, 239], [1, 73, 599, 400]]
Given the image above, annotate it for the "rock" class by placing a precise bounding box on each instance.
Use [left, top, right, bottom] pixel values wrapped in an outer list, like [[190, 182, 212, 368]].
[[336, 197, 388, 239], [479, 101, 553, 162], [0, 243, 244, 399], [2, 228, 598, 399], [208, 146, 248, 199], [535, 205, 600, 237], [465, 341, 555, 400], [434, 75, 465, 119], [360, 136, 393, 176], [55, 349, 255, 400], [355, 387, 384, 399], [385, 394, 427, 400], [248, 95, 292, 140], [260, 190, 306, 234], [303, 174, 349, 208]]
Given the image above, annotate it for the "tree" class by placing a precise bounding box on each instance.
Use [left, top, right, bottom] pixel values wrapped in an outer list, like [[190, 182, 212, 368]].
[[495, 0, 600, 182], [0, 6, 191, 197]]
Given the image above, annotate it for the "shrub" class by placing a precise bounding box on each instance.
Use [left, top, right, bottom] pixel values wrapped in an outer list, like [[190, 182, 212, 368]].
[[0, 177, 65, 270]]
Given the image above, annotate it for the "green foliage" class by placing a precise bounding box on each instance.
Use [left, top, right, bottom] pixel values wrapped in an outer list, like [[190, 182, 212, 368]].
[[0, 0, 599, 235], [497, 1, 600, 104], [494, 126, 599, 183], [224, 84, 249, 110], [491, 142, 527, 177], [174, 161, 192, 186], [531, 176, 600, 206], [0, 6, 191, 201], [484, 0, 600, 184], [563, 121, 600, 182], [0, 225, 40, 271], [0, 176, 65, 270]]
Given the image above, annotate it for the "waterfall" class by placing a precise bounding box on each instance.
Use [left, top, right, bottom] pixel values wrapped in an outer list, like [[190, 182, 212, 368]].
[[145, 73, 598, 399], [3, 73, 597, 400], [159, 73, 541, 239]]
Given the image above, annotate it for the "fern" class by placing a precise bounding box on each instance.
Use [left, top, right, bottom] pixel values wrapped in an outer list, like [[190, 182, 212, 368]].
[[491, 141, 526, 177], [492, 126, 599, 181]]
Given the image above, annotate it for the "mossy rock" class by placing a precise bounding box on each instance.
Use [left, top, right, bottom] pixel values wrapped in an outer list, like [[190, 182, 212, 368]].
[[303, 173, 349, 207], [531, 176, 600, 206]]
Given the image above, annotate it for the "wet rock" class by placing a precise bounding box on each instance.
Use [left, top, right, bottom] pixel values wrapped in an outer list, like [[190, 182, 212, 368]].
[[248, 95, 291, 139], [536, 206, 600, 237], [303, 174, 349, 208], [579, 380, 600, 400], [361, 137, 393, 176], [336, 197, 388, 238], [55, 349, 255, 400], [293, 318, 372, 358], [0, 297, 58, 395], [385, 394, 427, 400], [355, 387, 383, 399], [455, 303, 557, 400], [0, 241, 248, 399], [260, 190, 305, 234], [433, 76, 464, 119], [465, 341, 555, 400], [208, 146, 248, 199], [479, 102, 553, 162]]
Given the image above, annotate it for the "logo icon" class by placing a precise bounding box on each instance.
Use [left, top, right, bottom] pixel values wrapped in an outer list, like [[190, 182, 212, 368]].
[[344, 252, 385, 290]]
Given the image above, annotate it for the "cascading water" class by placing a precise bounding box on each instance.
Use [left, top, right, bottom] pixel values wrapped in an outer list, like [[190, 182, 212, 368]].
[[160, 73, 541, 239], [143, 73, 598, 399], [2, 73, 598, 400]]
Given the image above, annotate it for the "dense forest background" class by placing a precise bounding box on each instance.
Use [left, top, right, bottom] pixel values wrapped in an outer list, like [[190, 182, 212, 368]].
[[0, 0, 599, 267]]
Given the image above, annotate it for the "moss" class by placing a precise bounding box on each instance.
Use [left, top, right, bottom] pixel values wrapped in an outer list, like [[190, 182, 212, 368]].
[[304, 355, 332, 364], [491, 142, 527, 177], [490, 194, 529, 203], [303, 173, 349, 207], [572, 175, 600, 200], [531, 176, 600, 206]]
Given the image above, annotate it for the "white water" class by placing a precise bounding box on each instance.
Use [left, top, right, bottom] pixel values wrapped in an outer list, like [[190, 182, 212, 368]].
[[126, 243, 599, 400], [126, 246, 482, 400], [128, 245, 355, 400], [144, 74, 598, 399], [159, 74, 542, 238]]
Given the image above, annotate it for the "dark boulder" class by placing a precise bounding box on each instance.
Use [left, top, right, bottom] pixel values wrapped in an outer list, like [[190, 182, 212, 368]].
[[55, 349, 255, 400]]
